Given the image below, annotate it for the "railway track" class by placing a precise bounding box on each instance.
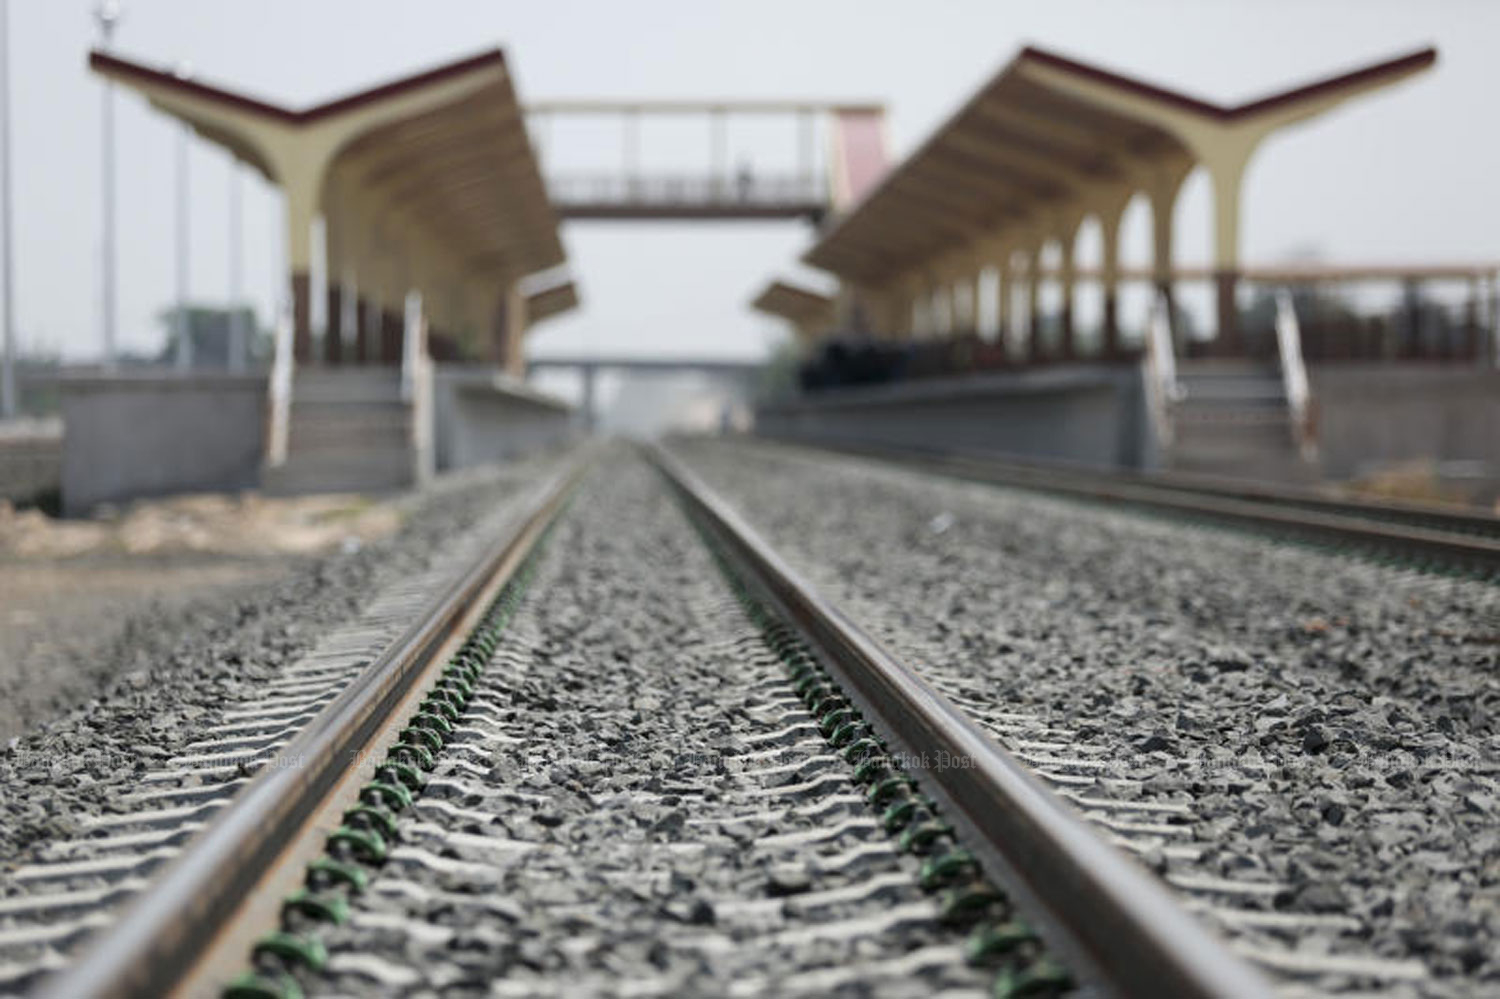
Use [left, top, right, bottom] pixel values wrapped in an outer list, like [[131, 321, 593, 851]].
[[669, 437, 1500, 997], [2, 441, 1492, 997], [761, 437, 1500, 576], [1, 453, 589, 998], [648, 445, 1273, 998]]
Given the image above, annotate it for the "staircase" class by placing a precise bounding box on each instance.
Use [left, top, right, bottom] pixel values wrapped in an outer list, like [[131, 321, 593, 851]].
[[262, 368, 417, 496], [1167, 359, 1315, 483]]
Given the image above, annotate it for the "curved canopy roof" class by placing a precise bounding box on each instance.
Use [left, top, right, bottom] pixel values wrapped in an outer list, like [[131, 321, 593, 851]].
[[804, 45, 1436, 283], [524, 279, 580, 325], [90, 47, 566, 280], [751, 280, 835, 327]]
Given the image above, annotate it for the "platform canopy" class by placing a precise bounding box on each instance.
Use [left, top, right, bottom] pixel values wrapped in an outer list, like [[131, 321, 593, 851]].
[[91, 47, 569, 372], [803, 44, 1435, 348], [751, 280, 836, 340], [524, 278, 580, 325]]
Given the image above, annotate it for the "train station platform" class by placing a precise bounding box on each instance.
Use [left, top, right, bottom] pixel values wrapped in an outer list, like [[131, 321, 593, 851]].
[[748, 42, 1497, 496], [757, 358, 1500, 499], [53, 367, 575, 516], [73, 48, 583, 506]]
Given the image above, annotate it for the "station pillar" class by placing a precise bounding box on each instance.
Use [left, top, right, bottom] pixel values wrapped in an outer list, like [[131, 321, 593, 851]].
[[1058, 231, 1077, 360], [485, 281, 527, 376], [381, 305, 402, 364], [325, 282, 344, 364], [1214, 271, 1240, 357], [1024, 247, 1041, 362], [1206, 152, 1250, 357], [284, 180, 320, 366], [503, 282, 527, 376], [355, 295, 372, 363], [995, 250, 1021, 355], [291, 273, 312, 363], [1099, 202, 1125, 358], [1148, 172, 1185, 352]]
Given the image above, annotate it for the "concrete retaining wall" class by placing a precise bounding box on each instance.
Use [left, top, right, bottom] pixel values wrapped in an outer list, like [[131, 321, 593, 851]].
[[756, 361, 1500, 490], [0, 419, 62, 506], [433, 366, 577, 472], [1310, 364, 1500, 479], [756, 365, 1154, 469], [52, 365, 578, 515], [59, 372, 267, 516]]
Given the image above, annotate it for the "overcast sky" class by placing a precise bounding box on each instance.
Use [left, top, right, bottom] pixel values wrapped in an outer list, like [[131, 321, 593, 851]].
[[5, 0, 1496, 362]]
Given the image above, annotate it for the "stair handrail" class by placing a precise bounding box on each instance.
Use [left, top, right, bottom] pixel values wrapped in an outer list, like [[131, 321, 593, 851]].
[[265, 298, 293, 468], [1143, 290, 1179, 448], [402, 291, 435, 484], [1274, 289, 1317, 460], [401, 291, 421, 405]]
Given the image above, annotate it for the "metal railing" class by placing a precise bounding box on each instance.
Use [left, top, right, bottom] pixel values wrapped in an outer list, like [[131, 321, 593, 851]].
[[1273, 291, 1316, 461], [1143, 291, 1181, 449], [1294, 304, 1489, 362], [401, 290, 434, 485], [265, 299, 293, 467], [545, 172, 826, 211]]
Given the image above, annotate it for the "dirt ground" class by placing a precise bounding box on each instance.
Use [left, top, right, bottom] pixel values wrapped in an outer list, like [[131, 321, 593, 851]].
[[1339, 459, 1500, 510], [0, 490, 401, 560], [0, 491, 405, 742]]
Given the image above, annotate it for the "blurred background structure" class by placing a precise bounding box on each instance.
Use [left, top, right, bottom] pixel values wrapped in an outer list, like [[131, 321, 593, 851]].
[[755, 44, 1500, 496], [0, 2, 1494, 514]]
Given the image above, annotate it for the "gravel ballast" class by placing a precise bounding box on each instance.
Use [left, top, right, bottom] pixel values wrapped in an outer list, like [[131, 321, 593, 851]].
[[299, 455, 998, 998], [674, 438, 1500, 997]]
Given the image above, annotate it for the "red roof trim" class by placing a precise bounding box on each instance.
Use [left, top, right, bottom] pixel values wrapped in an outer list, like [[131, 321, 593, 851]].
[[759, 279, 834, 303], [1018, 45, 1437, 122], [1230, 48, 1436, 117], [87, 48, 507, 126]]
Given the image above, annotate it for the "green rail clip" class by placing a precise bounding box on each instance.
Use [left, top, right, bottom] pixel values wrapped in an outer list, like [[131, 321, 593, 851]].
[[326, 825, 388, 863], [251, 930, 328, 972], [219, 515, 563, 999], [993, 956, 1072, 998], [281, 889, 350, 927], [360, 779, 413, 811], [305, 857, 369, 894], [344, 803, 399, 840], [222, 970, 305, 999]]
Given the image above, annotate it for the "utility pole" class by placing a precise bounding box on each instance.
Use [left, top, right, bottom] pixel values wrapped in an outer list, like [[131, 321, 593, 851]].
[[228, 156, 245, 372], [174, 123, 190, 369], [0, 0, 15, 418], [95, 1, 120, 369], [173, 61, 192, 371]]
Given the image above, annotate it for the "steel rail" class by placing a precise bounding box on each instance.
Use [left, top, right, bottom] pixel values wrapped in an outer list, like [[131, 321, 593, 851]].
[[764, 437, 1500, 572], [648, 443, 1276, 999], [38, 451, 591, 999], [913, 443, 1500, 536]]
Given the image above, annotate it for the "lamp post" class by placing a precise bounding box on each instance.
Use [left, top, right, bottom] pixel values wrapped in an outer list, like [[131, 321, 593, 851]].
[[0, 0, 15, 418], [173, 62, 191, 371], [94, 1, 120, 370], [228, 156, 244, 372]]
